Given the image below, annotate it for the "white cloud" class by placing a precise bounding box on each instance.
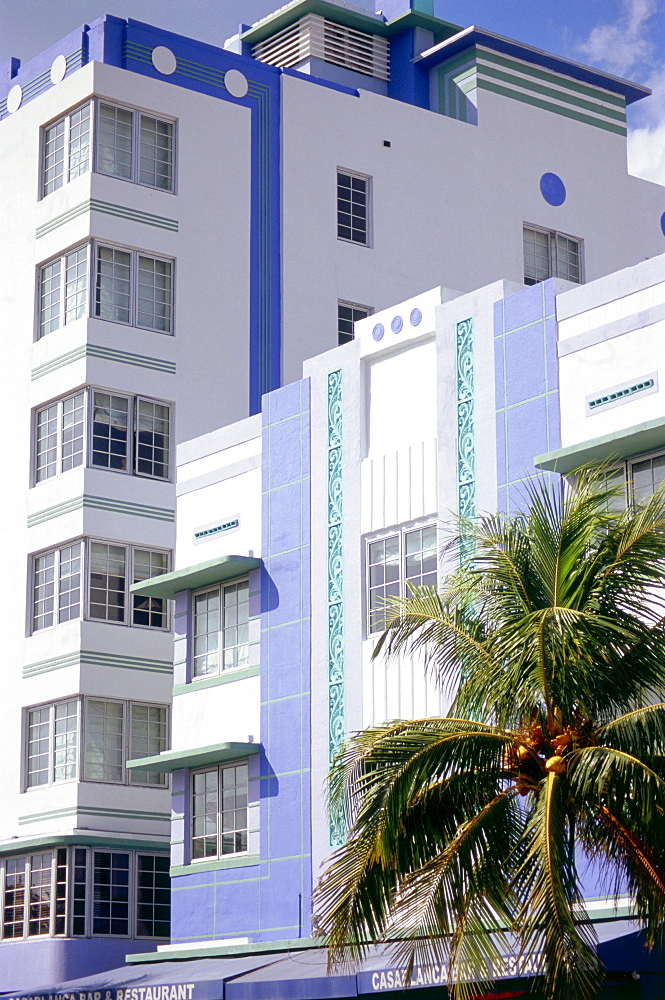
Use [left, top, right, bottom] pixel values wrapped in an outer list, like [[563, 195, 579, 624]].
[[577, 0, 665, 185], [577, 0, 656, 78]]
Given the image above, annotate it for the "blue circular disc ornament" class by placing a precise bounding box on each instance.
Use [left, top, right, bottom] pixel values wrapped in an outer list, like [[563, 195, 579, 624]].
[[540, 172, 566, 206], [372, 323, 385, 341], [391, 315, 403, 333], [410, 307, 422, 326], [660, 211, 665, 237]]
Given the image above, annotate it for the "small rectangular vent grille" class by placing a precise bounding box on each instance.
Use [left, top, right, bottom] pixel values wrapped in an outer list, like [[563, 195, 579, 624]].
[[194, 518, 239, 540], [587, 375, 657, 414], [252, 14, 389, 81]]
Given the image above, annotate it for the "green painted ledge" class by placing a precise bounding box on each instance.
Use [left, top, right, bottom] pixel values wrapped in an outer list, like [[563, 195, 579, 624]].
[[173, 665, 259, 696], [0, 834, 169, 856], [127, 741, 260, 773], [534, 415, 665, 475], [130, 555, 261, 599], [170, 853, 261, 876], [127, 936, 323, 964]]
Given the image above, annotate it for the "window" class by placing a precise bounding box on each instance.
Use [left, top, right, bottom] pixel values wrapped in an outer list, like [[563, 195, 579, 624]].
[[95, 245, 173, 333], [38, 245, 88, 337], [25, 697, 167, 788], [191, 762, 248, 860], [34, 388, 171, 483], [27, 699, 79, 787], [523, 225, 582, 285], [2, 850, 68, 939], [338, 301, 371, 345], [41, 100, 174, 197], [0, 849, 170, 940], [602, 452, 665, 511], [37, 243, 174, 338], [337, 170, 370, 245], [31, 540, 169, 632], [366, 522, 437, 634], [97, 102, 174, 191], [42, 103, 92, 196], [193, 580, 251, 678]]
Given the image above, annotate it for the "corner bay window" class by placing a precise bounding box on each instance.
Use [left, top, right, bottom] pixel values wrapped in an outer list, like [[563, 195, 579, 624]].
[[523, 225, 582, 285], [37, 242, 174, 338], [0, 849, 169, 940], [31, 539, 169, 632], [41, 99, 174, 197], [604, 451, 665, 509], [192, 762, 248, 860], [35, 389, 171, 482], [367, 523, 437, 634], [193, 580, 250, 677], [26, 697, 168, 788]]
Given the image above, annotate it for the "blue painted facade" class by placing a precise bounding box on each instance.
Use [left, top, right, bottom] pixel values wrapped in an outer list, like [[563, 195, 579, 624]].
[[169, 380, 312, 944], [494, 280, 561, 512]]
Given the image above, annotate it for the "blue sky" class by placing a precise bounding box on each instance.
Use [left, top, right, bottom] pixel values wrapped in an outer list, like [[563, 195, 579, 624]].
[[1, 0, 663, 181]]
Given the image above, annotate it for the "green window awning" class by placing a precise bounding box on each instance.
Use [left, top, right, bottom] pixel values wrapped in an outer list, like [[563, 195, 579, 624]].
[[535, 415, 665, 475], [127, 741, 260, 774], [130, 554, 261, 599]]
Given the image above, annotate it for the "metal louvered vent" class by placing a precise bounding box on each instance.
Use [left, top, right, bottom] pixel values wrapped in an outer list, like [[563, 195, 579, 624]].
[[252, 14, 389, 81]]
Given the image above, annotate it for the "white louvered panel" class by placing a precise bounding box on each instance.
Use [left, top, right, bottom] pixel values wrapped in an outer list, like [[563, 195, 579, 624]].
[[363, 644, 445, 728], [252, 14, 389, 81], [361, 439, 438, 533]]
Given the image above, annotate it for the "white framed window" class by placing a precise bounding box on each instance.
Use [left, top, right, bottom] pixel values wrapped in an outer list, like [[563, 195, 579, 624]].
[[523, 225, 582, 285], [1, 850, 69, 939], [36, 389, 171, 482], [37, 242, 174, 338], [83, 698, 168, 786], [338, 300, 371, 345], [366, 521, 437, 635], [97, 102, 175, 191], [0, 848, 170, 940], [94, 244, 173, 333], [27, 699, 79, 787], [25, 697, 167, 789], [601, 451, 665, 512], [337, 169, 370, 246], [42, 102, 92, 197], [31, 539, 169, 633], [192, 580, 251, 678], [38, 245, 89, 337], [191, 762, 248, 860], [41, 100, 174, 198]]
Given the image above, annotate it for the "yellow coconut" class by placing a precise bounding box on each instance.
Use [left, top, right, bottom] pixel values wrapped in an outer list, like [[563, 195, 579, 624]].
[[545, 755, 566, 773], [517, 745, 531, 761]]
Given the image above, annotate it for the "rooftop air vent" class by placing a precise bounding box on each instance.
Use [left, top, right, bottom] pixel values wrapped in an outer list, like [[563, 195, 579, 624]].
[[252, 14, 389, 81]]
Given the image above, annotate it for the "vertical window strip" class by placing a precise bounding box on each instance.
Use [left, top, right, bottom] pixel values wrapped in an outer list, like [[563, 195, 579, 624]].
[[129, 704, 167, 786], [523, 225, 582, 285], [61, 392, 85, 472], [43, 119, 65, 196], [33, 550, 56, 631], [88, 542, 126, 623], [136, 398, 170, 478], [95, 245, 131, 324], [42, 103, 91, 197], [91, 391, 129, 471], [28, 853, 53, 937], [27, 707, 50, 787], [137, 255, 172, 332], [72, 848, 87, 936], [220, 763, 248, 855], [193, 589, 220, 677], [58, 543, 82, 623], [85, 700, 124, 783], [36, 404, 58, 481], [3, 858, 26, 938], [139, 115, 173, 190], [133, 549, 168, 629], [136, 855, 170, 937], [53, 699, 79, 781], [39, 259, 62, 337], [191, 768, 219, 859], [98, 104, 133, 180], [68, 103, 91, 180], [92, 851, 130, 935]]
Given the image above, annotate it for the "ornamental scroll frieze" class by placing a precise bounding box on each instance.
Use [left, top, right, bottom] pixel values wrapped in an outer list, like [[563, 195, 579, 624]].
[[327, 369, 345, 846], [456, 318, 476, 560]]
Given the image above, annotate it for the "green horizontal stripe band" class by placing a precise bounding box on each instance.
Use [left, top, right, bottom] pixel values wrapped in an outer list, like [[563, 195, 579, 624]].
[[28, 494, 175, 526], [479, 63, 626, 122], [19, 807, 169, 825], [36, 198, 177, 238], [478, 48, 626, 107], [24, 650, 172, 678], [477, 79, 627, 135], [32, 344, 175, 380]]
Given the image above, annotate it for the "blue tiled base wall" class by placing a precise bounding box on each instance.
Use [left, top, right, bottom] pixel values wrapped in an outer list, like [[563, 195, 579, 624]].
[[171, 380, 312, 944], [495, 280, 561, 512]]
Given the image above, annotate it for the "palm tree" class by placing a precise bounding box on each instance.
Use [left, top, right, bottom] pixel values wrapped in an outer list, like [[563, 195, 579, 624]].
[[314, 469, 665, 1000]]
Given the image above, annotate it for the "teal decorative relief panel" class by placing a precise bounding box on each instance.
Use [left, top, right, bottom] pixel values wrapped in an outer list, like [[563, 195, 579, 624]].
[[456, 318, 476, 561], [327, 369, 345, 846]]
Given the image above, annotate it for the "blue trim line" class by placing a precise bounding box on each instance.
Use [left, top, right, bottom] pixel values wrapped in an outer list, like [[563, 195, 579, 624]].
[[280, 66, 360, 98]]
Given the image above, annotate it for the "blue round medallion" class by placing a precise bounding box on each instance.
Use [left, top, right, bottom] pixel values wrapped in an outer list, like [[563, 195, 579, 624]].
[[372, 323, 385, 342], [660, 211, 665, 237], [410, 307, 422, 326], [391, 315, 403, 333], [540, 172, 566, 207]]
